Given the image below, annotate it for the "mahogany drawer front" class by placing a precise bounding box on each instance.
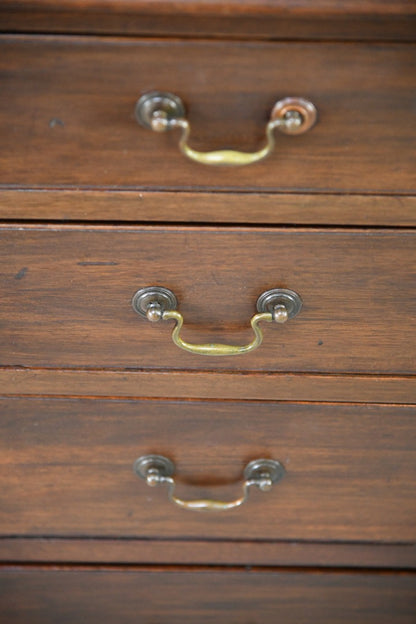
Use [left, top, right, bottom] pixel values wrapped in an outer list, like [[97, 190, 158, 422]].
[[1, 225, 415, 374], [1, 36, 415, 196], [1, 568, 416, 624], [1, 397, 415, 542]]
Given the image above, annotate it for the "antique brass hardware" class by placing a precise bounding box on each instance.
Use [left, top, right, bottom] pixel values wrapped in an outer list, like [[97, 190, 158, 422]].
[[134, 455, 285, 512], [132, 286, 302, 356], [135, 91, 317, 166]]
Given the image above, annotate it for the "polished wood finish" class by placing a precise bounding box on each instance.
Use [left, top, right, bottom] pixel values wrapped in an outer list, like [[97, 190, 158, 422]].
[[2, 2, 415, 613], [1, 566, 415, 624], [1, 225, 415, 373], [1, 398, 415, 542], [3, 0, 414, 17], [2, 189, 416, 226], [2, 1, 415, 40], [2, 538, 416, 569], [1, 37, 415, 194], [2, 368, 415, 404]]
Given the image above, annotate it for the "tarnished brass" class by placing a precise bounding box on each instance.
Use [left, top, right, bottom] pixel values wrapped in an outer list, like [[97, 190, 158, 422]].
[[256, 287, 303, 320], [271, 97, 317, 135], [131, 286, 302, 357], [135, 91, 317, 166], [134, 455, 285, 512], [131, 286, 177, 319], [164, 309, 272, 356]]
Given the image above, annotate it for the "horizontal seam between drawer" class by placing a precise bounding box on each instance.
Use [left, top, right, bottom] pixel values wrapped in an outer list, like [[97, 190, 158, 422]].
[[1, 365, 415, 378], [1, 395, 415, 406], [1, 562, 415, 575], [2, 535, 416, 547]]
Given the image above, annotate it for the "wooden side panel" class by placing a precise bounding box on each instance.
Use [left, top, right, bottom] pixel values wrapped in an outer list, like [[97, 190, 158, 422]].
[[1, 398, 415, 542], [1, 37, 415, 194], [0, 567, 415, 624], [1, 226, 415, 374]]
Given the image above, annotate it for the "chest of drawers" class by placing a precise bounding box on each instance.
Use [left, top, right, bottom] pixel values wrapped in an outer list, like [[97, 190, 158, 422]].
[[1, 1, 416, 622]]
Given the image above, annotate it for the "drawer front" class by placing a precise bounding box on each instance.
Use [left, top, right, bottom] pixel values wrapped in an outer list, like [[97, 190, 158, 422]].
[[1, 36, 415, 195], [1, 226, 415, 374], [1, 398, 415, 542], [1, 567, 415, 624]]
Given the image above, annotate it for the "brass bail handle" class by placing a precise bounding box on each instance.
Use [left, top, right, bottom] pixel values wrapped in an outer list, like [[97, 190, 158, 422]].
[[134, 455, 285, 512], [135, 91, 317, 166], [132, 286, 302, 357]]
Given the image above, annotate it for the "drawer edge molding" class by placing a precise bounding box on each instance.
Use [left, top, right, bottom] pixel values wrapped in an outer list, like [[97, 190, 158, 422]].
[[0, 368, 415, 403], [1, 189, 416, 226], [1, 537, 416, 569]]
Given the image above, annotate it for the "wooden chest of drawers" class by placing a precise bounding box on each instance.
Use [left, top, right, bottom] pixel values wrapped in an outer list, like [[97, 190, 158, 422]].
[[1, 1, 415, 621]]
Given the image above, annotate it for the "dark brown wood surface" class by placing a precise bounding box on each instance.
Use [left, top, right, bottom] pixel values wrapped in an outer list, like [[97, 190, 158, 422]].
[[1, 566, 415, 623], [2, 537, 416, 569], [1, 37, 415, 194], [2, 368, 415, 404], [2, 189, 416, 226], [1, 398, 415, 542], [3, 0, 414, 18], [1, 1, 415, 40], [1, 225, 415, 374]]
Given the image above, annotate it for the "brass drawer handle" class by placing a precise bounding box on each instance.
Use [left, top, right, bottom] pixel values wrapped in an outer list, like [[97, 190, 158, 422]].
[[135, 91, 317, 166], [132, 286, 302, 357], [134, 455, 285, 512]]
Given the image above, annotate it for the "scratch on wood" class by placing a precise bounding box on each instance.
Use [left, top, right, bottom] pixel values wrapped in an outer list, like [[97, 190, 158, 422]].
[[77, 262, 118, 266], [49, 118, 65, 128], [14, 267, 28, 280]]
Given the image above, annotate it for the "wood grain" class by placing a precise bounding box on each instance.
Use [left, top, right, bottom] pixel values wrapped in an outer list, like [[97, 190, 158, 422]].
[[2, 189, 416, 226], [3, 0, 414, 17], [1, 37, 415, 194], [2, 368, 415, 404], [1, 1, 415, 40], [1, 397, 415, 542], [2, 537, 416, 569], [1, 566, 415, 623], [1, 225, 415, 374]]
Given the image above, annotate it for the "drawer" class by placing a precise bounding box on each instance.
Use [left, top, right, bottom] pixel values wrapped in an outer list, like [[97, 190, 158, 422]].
[[1, 398, 415, 542], [1, 225, 415, 374], [0, 36, 415, 196], [1, 567, 415, 624]]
